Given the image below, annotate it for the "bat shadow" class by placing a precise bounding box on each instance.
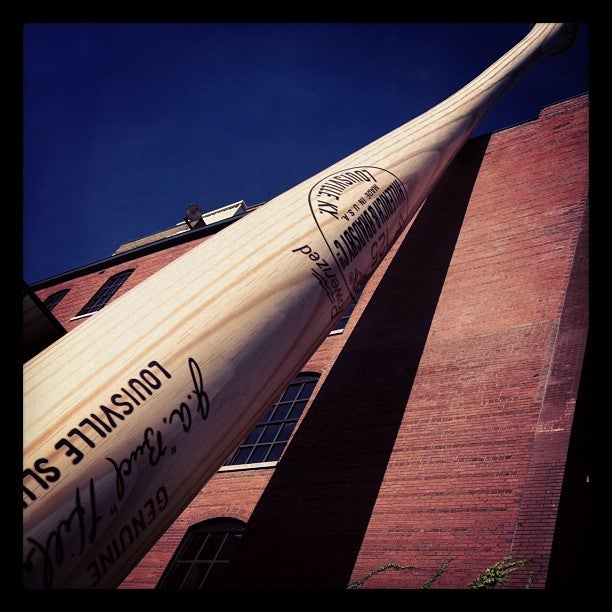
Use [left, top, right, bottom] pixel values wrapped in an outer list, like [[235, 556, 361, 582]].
[[220, 133, 492, 590]]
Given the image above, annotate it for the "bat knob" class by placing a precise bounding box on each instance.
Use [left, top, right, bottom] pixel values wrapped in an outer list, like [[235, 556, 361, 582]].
[[529, 23, 579, 55]]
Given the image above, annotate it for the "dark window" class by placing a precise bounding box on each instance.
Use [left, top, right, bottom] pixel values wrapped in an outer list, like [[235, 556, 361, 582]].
[[224, 373, 319, 466], [75, 269, 134, 316], [42, 289, 70, 312], [157, 518, 245, 589], [331, 299, 357, 333]]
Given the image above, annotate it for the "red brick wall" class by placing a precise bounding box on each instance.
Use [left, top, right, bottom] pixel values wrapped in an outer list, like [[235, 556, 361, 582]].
[[346, 94, 588, 590]]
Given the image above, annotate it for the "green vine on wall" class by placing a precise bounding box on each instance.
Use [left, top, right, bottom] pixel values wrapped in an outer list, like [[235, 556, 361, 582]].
[[347, 563, 416, 589], [420, 557, 456, 589], [467, 555, 533, 589], [348, 555, 533, 589]]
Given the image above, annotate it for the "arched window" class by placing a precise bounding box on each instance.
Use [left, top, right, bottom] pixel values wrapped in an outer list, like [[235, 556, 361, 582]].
[[42, 288, 70, 312], [224, 373, 320, 467], [75, 269, 134, 316], [157, 518, 246, 589]]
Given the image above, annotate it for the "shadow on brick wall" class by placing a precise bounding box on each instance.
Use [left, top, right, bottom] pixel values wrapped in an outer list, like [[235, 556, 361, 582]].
[[220, 134, 491, 590]]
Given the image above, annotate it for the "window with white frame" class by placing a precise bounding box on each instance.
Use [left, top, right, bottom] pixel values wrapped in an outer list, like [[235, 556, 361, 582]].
[[75, 269, 134, 316], [223, 373, 319, 467]]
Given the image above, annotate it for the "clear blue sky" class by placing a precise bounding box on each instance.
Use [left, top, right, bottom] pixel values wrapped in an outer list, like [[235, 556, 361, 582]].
[[22, 22, 589, 284]]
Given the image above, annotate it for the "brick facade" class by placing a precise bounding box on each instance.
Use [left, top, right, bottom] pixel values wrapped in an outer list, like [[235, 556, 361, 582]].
[[32, 94, 589, 590]]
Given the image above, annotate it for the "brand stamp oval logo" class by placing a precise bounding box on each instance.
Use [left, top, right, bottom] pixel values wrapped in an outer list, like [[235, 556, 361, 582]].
[[308, 166, 408, 299]]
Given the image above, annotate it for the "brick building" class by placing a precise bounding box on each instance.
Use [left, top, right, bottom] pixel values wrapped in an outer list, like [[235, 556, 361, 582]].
[[25, 93, 589, 590]]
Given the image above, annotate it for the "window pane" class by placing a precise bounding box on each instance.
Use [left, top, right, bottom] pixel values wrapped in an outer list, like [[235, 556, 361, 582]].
[[260, 423, 280, 443], [280, 384, 301, 402], [218, 532, 242, 558], [162, 562, 191, 588], [289, 400, 308, 420], [298, 380, 317, 399], [244, 426, 264, 445], [250, 444, 270, 463], [183, 563, 209, 589], [231, 447, 252, 465], [268, 443, 285, 462], [259, 405, 276, 423], [271, 402, 291, 422], [198, 533, 223, 561], [180, 535, 203, 560], [277, 421, 296, 442], [204, 562, 228, 588]]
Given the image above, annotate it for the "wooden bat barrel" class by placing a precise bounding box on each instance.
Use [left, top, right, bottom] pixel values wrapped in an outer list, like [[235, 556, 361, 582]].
[[23, 23, 577, 588]]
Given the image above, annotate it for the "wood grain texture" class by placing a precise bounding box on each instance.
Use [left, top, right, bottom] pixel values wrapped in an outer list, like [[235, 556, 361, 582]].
[[23, 23, 577, 588]]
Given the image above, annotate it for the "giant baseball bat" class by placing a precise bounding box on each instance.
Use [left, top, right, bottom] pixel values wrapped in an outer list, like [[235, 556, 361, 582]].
[[23, 23, 577, 589]]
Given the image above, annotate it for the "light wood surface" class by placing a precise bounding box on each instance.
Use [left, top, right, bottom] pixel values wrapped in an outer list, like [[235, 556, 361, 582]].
[[23, 23, 577, 588]]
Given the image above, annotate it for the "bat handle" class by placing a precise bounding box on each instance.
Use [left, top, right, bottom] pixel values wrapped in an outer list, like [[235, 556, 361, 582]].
[[529, 22, 578, 55]]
